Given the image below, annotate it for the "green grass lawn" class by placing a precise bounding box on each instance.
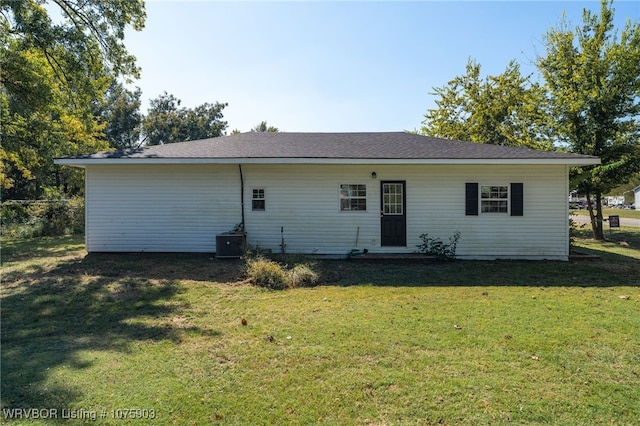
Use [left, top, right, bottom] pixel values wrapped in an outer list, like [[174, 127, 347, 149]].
[[2, 233, 639, 425]]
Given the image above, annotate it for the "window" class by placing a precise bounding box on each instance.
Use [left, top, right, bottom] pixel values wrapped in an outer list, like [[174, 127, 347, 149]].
[[466, 182, 524, 216], [252, 189, 265, 211], [481, 185, 508, 213], [340, 184, 366, 211]]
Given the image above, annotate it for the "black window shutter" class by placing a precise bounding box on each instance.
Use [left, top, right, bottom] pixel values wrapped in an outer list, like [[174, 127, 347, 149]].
[[511, 183, 524, 216], [465, 183, 478, 216]]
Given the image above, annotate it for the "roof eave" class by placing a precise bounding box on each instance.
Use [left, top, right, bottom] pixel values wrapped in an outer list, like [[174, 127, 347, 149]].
[[55, 157, 601, 167]]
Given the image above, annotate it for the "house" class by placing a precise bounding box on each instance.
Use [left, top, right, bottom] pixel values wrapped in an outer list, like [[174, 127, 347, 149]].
[[55, 132, 599, 260], [634, 185, 640, 209]]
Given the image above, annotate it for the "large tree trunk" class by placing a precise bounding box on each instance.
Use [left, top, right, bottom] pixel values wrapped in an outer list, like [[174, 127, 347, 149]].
[[587, 193, 605, 240]]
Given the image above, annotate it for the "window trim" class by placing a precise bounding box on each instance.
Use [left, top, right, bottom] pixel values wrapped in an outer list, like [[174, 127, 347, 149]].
[[480, 184, 509, 214], [251, 188, 265, 211], [339, 183, 367, 212]]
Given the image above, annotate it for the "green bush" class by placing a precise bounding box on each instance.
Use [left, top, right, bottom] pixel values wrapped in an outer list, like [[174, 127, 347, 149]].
[[2, 202, 40, 238], [416, 231, 461, 260], [0, 202, 29, 225], [1, 198, 85, 238], [246, 257, 289, 290], [568, 213, 588, 249], [42, 202, 71, 236]]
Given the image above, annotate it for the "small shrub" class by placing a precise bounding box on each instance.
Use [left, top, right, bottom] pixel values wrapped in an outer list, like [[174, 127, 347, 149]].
[[416, 231, 461, 260], [1, 202, 29, 225], [42, 202, 72, 236], [288, 264, 318, 288], [1, 202, 44, 238], [246, 257, 288, 290]]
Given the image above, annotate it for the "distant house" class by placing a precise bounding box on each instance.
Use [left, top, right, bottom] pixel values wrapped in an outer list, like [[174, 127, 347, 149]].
[[55, 132, 599, 260], [634, 185, 640, 209]]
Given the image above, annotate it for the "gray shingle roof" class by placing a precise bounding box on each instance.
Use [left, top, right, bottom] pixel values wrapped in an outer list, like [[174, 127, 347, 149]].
[[60, 132, 599, 162]]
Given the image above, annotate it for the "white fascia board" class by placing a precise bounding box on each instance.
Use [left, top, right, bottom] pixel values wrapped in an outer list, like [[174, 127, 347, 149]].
[[54, 160, 85, 168], [55, 157, 601, 167]]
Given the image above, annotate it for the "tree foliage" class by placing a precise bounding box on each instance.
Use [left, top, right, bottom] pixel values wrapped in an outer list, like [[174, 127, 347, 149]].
[[250, 121, 279, 133], [1, 0, 146, 199], [422, 59, 551, 150], [142, 92, 228, 145], [0, 40, 109, 198], [537, 0, 640, 239], [98, 82, 142, 150], [421, 0, 639, 240]]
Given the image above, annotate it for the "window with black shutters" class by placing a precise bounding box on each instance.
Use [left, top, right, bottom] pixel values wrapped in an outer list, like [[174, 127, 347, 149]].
[[466, 182, 524, 216]]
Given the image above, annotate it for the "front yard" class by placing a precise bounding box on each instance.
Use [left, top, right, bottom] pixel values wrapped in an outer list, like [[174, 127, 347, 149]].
[[2, 232, 639, 425]]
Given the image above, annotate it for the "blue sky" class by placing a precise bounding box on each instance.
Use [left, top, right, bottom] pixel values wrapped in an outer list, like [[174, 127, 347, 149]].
[[124, 1, 639, 133]]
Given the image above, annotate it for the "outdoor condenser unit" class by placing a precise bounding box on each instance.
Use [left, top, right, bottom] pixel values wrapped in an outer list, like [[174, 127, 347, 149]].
[[215, 232, 246, 258]]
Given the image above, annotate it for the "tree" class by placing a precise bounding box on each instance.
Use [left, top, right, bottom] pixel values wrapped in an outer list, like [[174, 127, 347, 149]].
[[141, 92, 183, 146], [99, 81, 142, 150], [182, 102, 228, 141], [537, 0, 640, 239], [1, 0, 146, 198], [250, 121, 279, 133], [0, 37, 110, 198], [142, 92, 228, 145], [422, 59, 551, 150], [420, 1, 639, 241]]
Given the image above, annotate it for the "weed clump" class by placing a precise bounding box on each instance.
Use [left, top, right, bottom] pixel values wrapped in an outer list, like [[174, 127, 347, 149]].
[[288, 264, 318, 287], [246, 257, 288, 290], [246, 257, 318, 290]]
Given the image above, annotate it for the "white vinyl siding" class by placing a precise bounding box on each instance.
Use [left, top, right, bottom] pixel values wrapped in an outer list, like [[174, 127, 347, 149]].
[[241, 164, 569, 259], [84, 163, 570, 259], [85, 164, 240, 252]]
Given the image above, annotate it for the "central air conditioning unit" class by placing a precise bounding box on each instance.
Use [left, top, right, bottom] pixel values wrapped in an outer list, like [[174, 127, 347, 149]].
[[215, 232, 246, 258]]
